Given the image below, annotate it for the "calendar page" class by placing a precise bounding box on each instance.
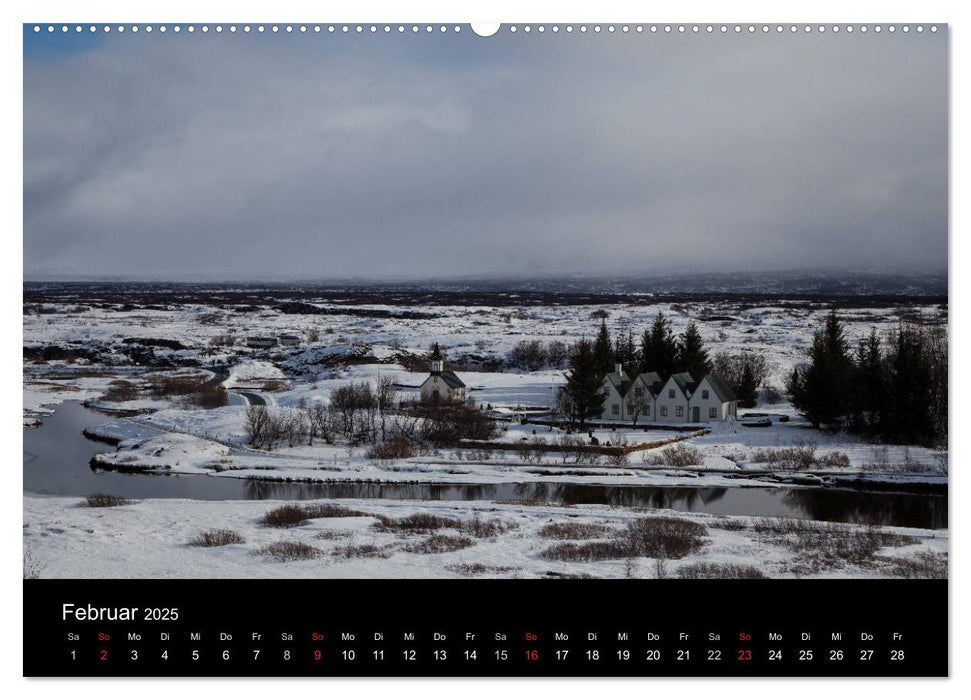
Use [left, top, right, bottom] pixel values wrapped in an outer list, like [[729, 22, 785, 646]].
[[22, 20, 948, 677]]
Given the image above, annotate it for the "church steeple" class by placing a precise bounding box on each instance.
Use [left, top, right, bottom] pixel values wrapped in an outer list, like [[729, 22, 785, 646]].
[[430, 343, 444, 373]]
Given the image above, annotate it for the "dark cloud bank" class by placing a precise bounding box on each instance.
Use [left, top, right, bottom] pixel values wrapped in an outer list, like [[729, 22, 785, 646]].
[[24, 28, 947, 281]]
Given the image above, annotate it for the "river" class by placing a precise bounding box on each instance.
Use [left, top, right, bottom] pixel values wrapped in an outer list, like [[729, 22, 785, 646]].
[[23, 402, 947, 529]]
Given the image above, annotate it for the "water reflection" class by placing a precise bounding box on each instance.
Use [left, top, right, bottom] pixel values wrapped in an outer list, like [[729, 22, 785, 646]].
[[239, 479, 946, 529], [24, 402, 947, 529], [782, 489, 948, 529]]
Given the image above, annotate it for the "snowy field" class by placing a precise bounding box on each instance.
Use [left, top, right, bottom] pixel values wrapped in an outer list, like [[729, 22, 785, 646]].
[[23, 291, 948, 578], [23, 496, 947, 580]]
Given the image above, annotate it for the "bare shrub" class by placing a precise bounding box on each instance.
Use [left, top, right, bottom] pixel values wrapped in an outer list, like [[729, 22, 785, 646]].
[[148, 374, 209, 397], [368, 435, 417, 460], [540, 540, 632, 562], [374, 513, 461, 532], [189, 529, 245, 547], [24, 543, 42, 579], [817, 451, 851, 468], [332, 544, 391, 559], [262, 503, 368, 527], [711, 518, 747, 531], [538, 522, 612, 540], [244, 405, 271, 448], [642, 443, 704, 467], [678, 563, 767, 579], [261, 505, 311, 528], [302, 503, 369, 518], [754, 518, 918, 570], [749, 443, 848, 471], [180, 381, 228, 409], [462, 516, 518, 538], [557, 434, 602, 465], [887, 551, 948, 579], [259, 541, 320, 561], [509, 339, 549, 371], [624, 517, 708, 559], [446, 563, 518, 576], [261, 379, 289, 392], [84, 494, 135, 507], [404, 535, 475, 554], [519, 436, 547, 464], [102, 380, 138, 402]]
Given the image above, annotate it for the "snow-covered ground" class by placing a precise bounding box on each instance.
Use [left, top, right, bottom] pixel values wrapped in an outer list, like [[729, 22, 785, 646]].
[[23, 496, 947, 580], [23, 294, 948, 579]]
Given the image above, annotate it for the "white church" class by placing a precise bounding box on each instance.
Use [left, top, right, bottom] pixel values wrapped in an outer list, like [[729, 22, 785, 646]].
[[419, 344, 467, 404], [599, 364, 738, 423]]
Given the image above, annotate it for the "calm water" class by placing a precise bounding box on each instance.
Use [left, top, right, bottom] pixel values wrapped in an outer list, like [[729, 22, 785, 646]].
[[23, 402, 947, 529]]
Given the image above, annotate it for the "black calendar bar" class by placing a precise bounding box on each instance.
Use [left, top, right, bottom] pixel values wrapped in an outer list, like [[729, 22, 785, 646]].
[[24, 579, 947, 677]]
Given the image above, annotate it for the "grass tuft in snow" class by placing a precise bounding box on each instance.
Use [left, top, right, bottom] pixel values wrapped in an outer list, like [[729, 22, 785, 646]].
[[538, 522, 612, 540], [84, 493, 136, 508], [374, 513, 461, 532], [189, 529, 245, 547], [259, 541, 321, 561], [446, 563, 519, 576], [642, 444, 704, 467], [754, 517, 919, 572], [404, 535, 475, 554], [261, 502, 371, 528], [710, 518, 747, 531], [541, 540, 632, 563], [677, 563, 767, 579], [750, 444, 850, 470], [540, 516, 707, 562], [886, 551, 948, 579], [625, 516, 708, 558], [332, 543, 392, 559]]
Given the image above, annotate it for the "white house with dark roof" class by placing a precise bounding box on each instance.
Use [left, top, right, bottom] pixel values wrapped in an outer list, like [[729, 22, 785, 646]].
[[420, 343, 467, 404], [600, 363, 631, 420], [598, 369, 738, 423], [655, 372, 694, 423]]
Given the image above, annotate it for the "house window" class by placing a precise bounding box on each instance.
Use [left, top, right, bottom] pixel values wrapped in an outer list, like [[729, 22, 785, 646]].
[[709, 407, 717, 418], [702, 390, 709, 399], [612, 403, 620, 415], [645, 405, 651, 415], [660, 406, 668, 417], [676, 406, 684, 417], [668, 389, 675, 398]]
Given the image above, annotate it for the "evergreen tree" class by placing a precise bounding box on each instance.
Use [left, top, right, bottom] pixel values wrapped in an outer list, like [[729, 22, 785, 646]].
[[850, 327, 885, 433], [787, 310, 852, 427], [593, 319, 615, 379], [737, 362, 759, 408], [677, 321, 712, 380], [564, 338, 607, 428], [640, 312, 678, 377], [614, 328, 637, 376], [882, 325, 934, 445]]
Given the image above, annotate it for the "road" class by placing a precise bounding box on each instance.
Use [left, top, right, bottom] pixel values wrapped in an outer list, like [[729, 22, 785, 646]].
[[207, 363, 266, 406], [236, 391, 266, 406]]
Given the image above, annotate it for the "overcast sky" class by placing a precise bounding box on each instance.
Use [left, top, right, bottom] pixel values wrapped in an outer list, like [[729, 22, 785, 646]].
[[23, 27, 947, 281]]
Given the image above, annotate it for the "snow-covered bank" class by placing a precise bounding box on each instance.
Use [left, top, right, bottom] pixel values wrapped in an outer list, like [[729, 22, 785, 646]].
[[23, 496, 947, 580]]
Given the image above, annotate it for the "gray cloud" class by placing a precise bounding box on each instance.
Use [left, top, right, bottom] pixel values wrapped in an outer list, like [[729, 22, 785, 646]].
[[24, 29, 947, 280]]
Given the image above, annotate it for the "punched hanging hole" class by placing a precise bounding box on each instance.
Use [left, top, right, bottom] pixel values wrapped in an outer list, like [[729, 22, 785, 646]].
[[470, 23, 501, 37]]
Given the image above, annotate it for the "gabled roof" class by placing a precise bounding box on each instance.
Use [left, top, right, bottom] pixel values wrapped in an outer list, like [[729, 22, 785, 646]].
[[701, 373, 737, 403], [435, 370, 466, 389], [606, 370, 630, 396], [632, 371, 663, 396], [667, 372, 695, 396]]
